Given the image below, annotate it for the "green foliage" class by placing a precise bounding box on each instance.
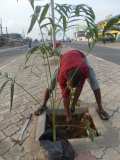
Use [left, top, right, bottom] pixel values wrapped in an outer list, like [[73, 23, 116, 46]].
[[28, 0, 34, 9], [0, 79, 9, 94], [10, 78, 15, 112], [0, 71, 15, 111], [86, 22, 98, 48], [25, 43, 53, 67], [84, 119, 97, 142], [54, 4, 98, 44], [103, 14, 120, 34], [27, 2, 98, 47], [25, 45, 40, 65], [28, 6, 41, 33], [0, 70, 39, 111], [39, 3, 50, 25]]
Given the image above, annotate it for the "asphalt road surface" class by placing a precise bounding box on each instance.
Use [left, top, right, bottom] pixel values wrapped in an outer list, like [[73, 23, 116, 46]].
[[0, 45, 28, 67], [0, 42, 120, 69], [71, 42, 120, 65]]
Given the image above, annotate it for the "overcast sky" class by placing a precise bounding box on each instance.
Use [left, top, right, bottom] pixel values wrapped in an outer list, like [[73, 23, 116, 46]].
[[0, 0, 120, 39]]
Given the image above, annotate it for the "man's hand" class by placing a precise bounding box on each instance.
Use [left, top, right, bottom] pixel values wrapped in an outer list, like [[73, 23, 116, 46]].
[[34, 105, 47, 116]]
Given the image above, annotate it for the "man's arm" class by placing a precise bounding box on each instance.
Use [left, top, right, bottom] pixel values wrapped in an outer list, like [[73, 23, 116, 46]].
[[85, 58, 109, 120], [87, 65, 102, 108]]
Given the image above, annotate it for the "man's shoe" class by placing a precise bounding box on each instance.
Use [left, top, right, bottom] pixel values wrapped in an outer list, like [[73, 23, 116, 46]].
[[97, 109, 110, 120]]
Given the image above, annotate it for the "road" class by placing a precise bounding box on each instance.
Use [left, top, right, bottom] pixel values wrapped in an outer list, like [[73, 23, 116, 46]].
[[0, 45, 28, 67], [71, 42, 120, 65], [0, 42, 120, 69]]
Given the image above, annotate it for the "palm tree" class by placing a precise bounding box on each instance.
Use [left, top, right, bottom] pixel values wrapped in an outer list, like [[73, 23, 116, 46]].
[[103, 14, 120, 37]]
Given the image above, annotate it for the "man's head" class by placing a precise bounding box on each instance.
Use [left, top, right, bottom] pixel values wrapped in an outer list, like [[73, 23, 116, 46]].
[[67, 68, 84, 89]]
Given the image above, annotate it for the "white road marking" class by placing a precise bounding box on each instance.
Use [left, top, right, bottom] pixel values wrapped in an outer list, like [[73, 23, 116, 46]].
[[95, 57, 106, 62], [0, 58, 17, 69]]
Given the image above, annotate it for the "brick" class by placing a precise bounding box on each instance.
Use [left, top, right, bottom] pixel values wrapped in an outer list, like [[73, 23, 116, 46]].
[[0, 157, 5, 160], [3, 124, 19, 137], [0, 138, 14, 155], [3, 145, 22, 160], [111, 112, 120, 129], [91, 148, 105, 159], [0, 120, 11, 130], [75, 151, 96, 160], [0, 132, 6, 142], [102, 148, 120, 160]]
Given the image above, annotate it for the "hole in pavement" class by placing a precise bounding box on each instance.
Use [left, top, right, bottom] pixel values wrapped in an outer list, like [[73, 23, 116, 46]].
[[41, 109, 99, 140]]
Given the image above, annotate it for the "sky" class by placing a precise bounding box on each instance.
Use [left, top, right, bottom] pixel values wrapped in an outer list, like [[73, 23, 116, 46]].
[[0, 0, 120, 39]]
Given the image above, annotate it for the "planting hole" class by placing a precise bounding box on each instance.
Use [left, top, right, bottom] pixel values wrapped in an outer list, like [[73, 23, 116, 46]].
[[45, 109, 99, 140]]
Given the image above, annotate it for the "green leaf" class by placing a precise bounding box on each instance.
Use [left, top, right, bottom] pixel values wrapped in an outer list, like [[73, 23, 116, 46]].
[[10, 78, 15, 112], [55, 8, 63, 21], [73, 4, 95, 21], [48, 17, 54, 28], [103, 14, 120, 33], [0, 80, 9, 94], [39, 3, 49, 25], [25, 46, 40, 65], [85, 19, 98, 48], [38, 44, 53, 57], [28, 0, 34, 9], [3, 72, 9, 78], [75, 5, 80, 16], [62, 16, 67, 32], [40, 22, 51, 29], [28, 6, 41, 33], [55, 4, 70, 18], [82, 4, 95, 20], [68, 19, 83, 24], [40, 18, 62, 33], [84, 119, 97, 142]]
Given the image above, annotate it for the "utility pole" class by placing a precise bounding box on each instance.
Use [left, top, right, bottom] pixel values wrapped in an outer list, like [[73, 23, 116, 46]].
[[50, 0, 56, 49]]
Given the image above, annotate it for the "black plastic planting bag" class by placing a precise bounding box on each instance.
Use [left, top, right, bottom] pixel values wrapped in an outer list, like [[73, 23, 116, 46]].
[[39, 129, 75, 160]]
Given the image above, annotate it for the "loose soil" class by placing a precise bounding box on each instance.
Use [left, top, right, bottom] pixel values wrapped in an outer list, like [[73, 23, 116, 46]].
[[45, 111, 98, 139]]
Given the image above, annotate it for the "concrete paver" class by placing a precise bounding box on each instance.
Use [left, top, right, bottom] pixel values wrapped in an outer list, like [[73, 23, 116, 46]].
[[0, 46, 120, 159], [91, 147, 105, 159], [75, 151, 96, 160], [101, 148, 120, 160]]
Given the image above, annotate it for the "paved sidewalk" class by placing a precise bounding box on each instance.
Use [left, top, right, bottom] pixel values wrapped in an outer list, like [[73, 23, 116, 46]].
[[0, 51, 120, 159]]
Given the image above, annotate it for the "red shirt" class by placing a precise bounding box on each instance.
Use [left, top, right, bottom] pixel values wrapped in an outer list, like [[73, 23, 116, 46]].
[[57, 50, 89, 98]]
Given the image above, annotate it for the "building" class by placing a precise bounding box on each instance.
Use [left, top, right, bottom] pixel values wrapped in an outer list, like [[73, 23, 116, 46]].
[[97, 15, 120, 41], [75, 31, 87, 41]]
